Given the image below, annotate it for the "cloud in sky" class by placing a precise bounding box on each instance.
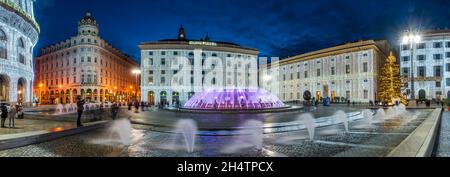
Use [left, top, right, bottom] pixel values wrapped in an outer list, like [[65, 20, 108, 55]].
[[34, 0, 450, 61]]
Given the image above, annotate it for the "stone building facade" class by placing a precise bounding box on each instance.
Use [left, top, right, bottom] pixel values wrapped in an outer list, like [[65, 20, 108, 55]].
[[34, 12, 139, 104], [0, 0, 39, 105]]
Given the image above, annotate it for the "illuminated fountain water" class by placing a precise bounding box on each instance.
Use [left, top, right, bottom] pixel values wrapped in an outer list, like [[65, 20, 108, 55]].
[[72, 103, 77, 112], [55, 104, 64, 114], [335, 110, 349, 132], [183, 89, 286, 111], [161, 119, 198, 153], [222, 120, 263, 154], [109, 119, 132, 146]]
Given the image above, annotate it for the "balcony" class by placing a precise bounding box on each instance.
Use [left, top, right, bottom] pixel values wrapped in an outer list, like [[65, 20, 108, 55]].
[[401, 76, 442, 82]]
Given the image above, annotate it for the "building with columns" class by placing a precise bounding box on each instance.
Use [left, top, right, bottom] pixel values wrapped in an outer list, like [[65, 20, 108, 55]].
[[139, 27, 259, 106], [34, 12, 139, 105], [400, 29, 450, 101], [0, 0, 39, 105], [259, 40, 390, 103]]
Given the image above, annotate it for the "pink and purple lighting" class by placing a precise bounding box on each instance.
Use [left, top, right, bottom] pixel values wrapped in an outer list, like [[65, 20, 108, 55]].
[[183, 89, 286, 110]]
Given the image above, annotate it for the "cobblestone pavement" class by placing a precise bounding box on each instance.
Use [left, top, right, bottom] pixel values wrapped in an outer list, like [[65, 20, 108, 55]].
[[0, 108, 432, 157], [434, 111, 450, 157]]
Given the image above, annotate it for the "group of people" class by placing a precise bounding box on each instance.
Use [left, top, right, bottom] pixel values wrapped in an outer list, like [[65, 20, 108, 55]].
[[0, 103, 23, 128]]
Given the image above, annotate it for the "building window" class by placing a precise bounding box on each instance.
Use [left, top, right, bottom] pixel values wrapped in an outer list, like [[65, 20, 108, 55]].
[[447, 78, 450, 86], [363, 62, 368, 72], [149, 51, 153, 55], [17, 38, 25, 64], [417, 43, 426, 49], [304, 71, 308, 78], [87, 57, 91, 62], [81, 57, 84, 62], [402, 56, 410, 62], [161, 77, 166, 84], [174, 51, 178, 55], [436, 81, 441, 88], [297, 72, 300, 79], [149, 58, 153, 65], [418, 66, 426, 77], [0, 29, 7, 59], [434, 54, 442, 60], [346, 65, 351, 74], [161, 70, 166, 75], [402, 44, 409, 51], [363, 90, 368, 99], [402, 67, 410, 76], [346, 91, 351, 100], [148, 77, 153, 84], [434, 42, 443, 48], [446, 52, 450, 58], [331, 67, 335, 75], [446, 42, 450, 48], [161, 58, 166, 65], [434, 66, 442, 77], [73, 76, 76, 83], [447, 63, 450, 72], [316, 69, 321, 77], [161, 51, 166, 55], [418, 55, 426, 61]]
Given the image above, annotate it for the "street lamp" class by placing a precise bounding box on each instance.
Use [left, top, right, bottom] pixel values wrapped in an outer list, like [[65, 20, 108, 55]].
[[38, 83, 43, 105], [401, 31, 421, 102], [132, 69, 141, 102]]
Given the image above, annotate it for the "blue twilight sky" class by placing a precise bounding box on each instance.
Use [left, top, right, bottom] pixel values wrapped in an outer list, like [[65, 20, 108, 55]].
[[34, 0, 450, 62]]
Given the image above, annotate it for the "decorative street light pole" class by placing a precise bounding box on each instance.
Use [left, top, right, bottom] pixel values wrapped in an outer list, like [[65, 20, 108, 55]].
[[38, 83, 43, 106], [132, 69, 141, 102], [402, 30, 421, 103]]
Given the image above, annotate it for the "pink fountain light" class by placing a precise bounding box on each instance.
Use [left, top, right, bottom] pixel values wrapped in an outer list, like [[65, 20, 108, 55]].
[[183, 89, 286, 110]]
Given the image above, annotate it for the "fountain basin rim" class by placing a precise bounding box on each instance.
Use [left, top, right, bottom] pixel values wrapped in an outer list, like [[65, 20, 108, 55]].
[[169, 105, 302, 114]]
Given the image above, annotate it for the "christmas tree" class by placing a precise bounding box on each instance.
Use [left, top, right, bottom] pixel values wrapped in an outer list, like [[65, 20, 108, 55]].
[[379, 52, 407, 105]]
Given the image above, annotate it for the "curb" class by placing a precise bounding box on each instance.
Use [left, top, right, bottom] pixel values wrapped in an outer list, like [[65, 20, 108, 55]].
[[0, 121, 112, 151], [387, 108, 443, 157]]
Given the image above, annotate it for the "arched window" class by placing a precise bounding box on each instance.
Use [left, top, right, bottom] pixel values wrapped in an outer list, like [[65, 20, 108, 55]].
[[17, 37, 26, 64], [0, 29, 7, 59]]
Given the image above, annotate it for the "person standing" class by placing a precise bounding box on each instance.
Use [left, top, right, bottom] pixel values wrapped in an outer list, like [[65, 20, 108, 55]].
[[76, 96, 85, 127], [8, 104, 16, 128], [1, 103, 8, 128]]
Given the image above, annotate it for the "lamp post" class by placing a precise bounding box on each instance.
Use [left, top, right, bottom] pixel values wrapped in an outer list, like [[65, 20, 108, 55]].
[[402, 31, 421, 103], [132, 69, 141, 102], [38, 83, 43, 106]]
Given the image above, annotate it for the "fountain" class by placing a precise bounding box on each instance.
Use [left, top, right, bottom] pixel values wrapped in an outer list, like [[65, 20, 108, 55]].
[[183, 88, 287, 111], [56, 104, 64, 114], [353, 109, 374, 129], [162, 119, 198, 153], [276, 113, 315, 145], [335, 110, 348, 132], [222, 120, 263, 154], [109, 119, 132, 146], [302, 114, 315, 141], [373, 108, 385, 123], [72, 103, 77, 112], [65, 103, 70, 113]]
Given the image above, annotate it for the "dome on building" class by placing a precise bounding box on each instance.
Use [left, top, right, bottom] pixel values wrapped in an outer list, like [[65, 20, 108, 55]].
[[183, 89, 286, 110], [78, 11, 99, 36]]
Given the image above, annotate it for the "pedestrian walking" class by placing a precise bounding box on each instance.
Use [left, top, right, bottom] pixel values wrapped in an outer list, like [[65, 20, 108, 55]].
[[9, 104, 16, 128], [76, 96, 85, 127], [1, 103, 8, 128]]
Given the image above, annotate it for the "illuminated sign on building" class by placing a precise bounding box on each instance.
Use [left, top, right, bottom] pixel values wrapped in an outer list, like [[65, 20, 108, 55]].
[[189, 41, 218, 46]]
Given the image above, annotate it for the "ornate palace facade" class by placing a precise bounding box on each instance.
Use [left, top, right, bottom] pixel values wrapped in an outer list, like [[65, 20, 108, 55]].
[[400, 30, 450, 100], [35, 12, 139, 104], [0, 0, 39, 105], [260, 40, 390, 103], [139, 27, 259, 106]]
